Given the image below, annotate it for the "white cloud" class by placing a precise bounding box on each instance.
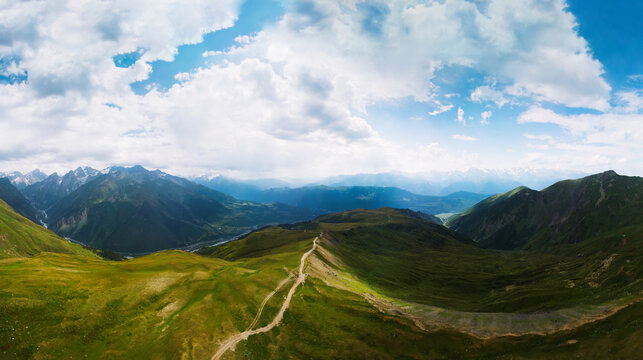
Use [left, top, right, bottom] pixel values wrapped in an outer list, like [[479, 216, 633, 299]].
[[518, 107, 642, 144], [428, 103, 454, 116], [471, 85, 508, 107], [517, 107, 643, 173], [202, 50, 224, 57], [0, 0, 240, 97], [480, 110, 492, 124], [173, 72, 192, 82], [452, 134, 477, 141], [614, 90, 643, 113], [234, 35, 252, 44], [0, 0, 626, 177], [456, 107, 465, 125], [627, 74, 643, 83]]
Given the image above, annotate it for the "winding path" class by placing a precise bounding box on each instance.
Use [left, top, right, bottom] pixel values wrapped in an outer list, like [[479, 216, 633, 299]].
[[245, 274, 293, 331], [211, 237, 318, 360]]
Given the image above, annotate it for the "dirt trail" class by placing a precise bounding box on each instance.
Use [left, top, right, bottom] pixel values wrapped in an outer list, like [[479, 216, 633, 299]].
[[245, 274, 293, 331], [211, 237, 317, 360]]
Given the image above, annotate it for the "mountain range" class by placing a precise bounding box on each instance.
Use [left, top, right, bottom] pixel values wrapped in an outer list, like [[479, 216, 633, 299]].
[[446, 170, 643, 250], [0, 169, 48, 188], [194, 178, 487, 216], [1, 192, 640, 359], [193, 168, 587, 197], [1, 165, 639, 258], [44, 166, 313, 253], [22, 166, 102, 210]]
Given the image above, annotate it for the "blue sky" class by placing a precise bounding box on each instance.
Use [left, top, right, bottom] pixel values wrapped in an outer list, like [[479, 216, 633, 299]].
[[0, 0, 641, 179]]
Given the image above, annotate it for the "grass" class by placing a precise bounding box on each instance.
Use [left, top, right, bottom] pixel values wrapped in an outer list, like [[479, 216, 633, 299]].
[[235, 276, 643, 359], [294, 209, 642, 313], [0, 235, 315, 359], [0, 199, 97, 259], [0, 207, 640, 359]]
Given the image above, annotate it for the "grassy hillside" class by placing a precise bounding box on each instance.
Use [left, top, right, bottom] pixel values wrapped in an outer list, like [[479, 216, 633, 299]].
[[232, 208, 641, 313], [446, 171, 643, 250], [1, 208, 640, 359], [0, 199, 97, 259], [0, 178, 40, 223], [0, 231, 313, 359]]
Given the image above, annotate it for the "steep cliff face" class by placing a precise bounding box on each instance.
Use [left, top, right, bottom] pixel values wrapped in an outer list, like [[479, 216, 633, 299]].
[[54, 207, 89, 234]]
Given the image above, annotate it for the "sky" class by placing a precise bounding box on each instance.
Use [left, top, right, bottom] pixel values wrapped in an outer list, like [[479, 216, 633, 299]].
[[0, 0, 641, 180]]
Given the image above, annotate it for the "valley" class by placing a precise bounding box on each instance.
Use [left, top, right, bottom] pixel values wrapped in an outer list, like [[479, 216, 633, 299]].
[[2, 2, 640, 358], [0, 170, 641, 359]]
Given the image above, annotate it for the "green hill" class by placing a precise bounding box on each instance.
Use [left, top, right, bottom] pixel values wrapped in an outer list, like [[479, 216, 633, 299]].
[[204, 207, 641, 312], [1, 207, 640, 359], [0, 178, 40, 223], [0, 199, 97, 259], [46, 166, 314, 253], [446, 171, 643, 250]]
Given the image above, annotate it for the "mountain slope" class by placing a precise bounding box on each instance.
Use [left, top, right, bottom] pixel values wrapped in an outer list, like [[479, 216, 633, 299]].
[[46, 166, 313, 252], [0, 178, 40, 223], [23, 166, 102, 210], [0, 199, 97, 259], [1, 207, 640, 359], [203, 207, 643, 312], [446, 171, 643, 250]]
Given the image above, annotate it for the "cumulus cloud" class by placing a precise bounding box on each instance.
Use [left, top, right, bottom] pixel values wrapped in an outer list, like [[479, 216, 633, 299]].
[[0, 0, 628, 177], [234, 35, 252, 44], [614, 90, 643, 113], [480, 110, 492, 124], [0, 0, 239, 97], [456, 107, 465, 125], [471, 85, 508, 107], [517, 107, 642, 172]]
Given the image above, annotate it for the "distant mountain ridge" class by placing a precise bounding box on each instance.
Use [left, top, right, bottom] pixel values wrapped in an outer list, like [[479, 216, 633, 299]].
[[46, 165, 313, 253], [23, 166, 102, 210], [311, 168, 587, 195], [0, 169, 48, 189], [194, 177, 488, 217], [446, 171, 643, 250]]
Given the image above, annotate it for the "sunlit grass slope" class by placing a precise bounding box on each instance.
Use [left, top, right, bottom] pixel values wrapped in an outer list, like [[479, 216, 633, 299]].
[[260, 208, 642, 313], [1, 207, 641, 359], [0, 232, 314, 359], [209, 208, 643, 359], [0, 199, 97, 259]]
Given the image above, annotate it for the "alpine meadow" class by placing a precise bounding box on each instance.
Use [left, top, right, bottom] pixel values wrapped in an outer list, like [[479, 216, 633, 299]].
[[0, 0, 641, 359]]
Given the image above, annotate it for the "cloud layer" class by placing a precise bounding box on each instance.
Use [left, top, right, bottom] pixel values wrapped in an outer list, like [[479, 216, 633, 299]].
[[0, 0, 638, 177]]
